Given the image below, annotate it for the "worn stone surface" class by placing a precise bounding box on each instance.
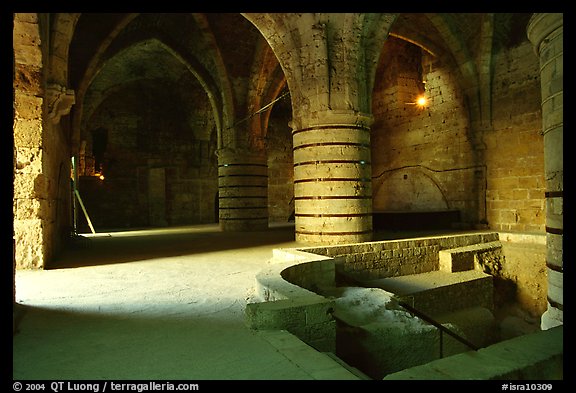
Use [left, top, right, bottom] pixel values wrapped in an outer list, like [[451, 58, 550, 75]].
[[384, 325, 563, 380], [527, 13, 563, 330]]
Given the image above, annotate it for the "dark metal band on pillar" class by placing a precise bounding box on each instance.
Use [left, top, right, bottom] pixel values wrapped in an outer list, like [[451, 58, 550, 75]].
[[218, 162, 268, 231], [543, 190, 564, 323], [292, 123, 372, 243]]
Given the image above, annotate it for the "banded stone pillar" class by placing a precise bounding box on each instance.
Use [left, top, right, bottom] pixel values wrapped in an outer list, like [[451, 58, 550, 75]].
[[216, 148, 268, 231], [527, 13, 563, 330], [292, 111, 373, 244]]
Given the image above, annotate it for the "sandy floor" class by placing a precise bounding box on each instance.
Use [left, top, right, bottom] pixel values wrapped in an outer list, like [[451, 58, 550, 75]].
[[13, 223, 337, 380]]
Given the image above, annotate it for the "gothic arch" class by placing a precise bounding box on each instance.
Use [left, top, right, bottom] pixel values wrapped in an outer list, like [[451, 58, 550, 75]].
[[78, 37, 223, 146]]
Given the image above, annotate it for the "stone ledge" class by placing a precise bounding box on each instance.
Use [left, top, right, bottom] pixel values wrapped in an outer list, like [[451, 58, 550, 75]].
[[383, 325, 563, 380], [245, 297, 336, 352], [257, 329, 361, 380], [439, 241, 502, 272], [249, 247, 338, 352], [254, 250, 335, 302]]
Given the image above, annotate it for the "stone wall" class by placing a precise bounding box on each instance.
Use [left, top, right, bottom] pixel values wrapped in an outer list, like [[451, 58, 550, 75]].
[[498, 232, 547, 318], [247, 248, 337, 352], [13, 14, 72, 269], [304, 232, 500, 281], [267, 98, 294, 223], [370, 35, 545, 234], [77, 78, 218, 231], [486, 40, 544, 232], [371, 37, 480, 225], [41, 116, 73, 262], [298, 231, 545, 318], [13, 91, 45, 268], [13, 14, 45, 269]]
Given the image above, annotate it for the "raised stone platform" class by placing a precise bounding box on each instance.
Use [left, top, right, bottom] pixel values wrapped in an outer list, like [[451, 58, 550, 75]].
[[361, 269, 494, 316], [246, 231, 559, 380], [439, 241, 503, 273]]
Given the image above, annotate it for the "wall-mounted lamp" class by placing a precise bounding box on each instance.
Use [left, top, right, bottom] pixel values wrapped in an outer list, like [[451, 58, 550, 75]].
[[94, 170, 105, 181], [416, 94, 428, 108], [405, 94, 428, 108]]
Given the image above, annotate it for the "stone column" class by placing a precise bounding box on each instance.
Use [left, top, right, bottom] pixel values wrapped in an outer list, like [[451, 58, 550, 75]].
[[216, 148, 268, 231], [527, 13, 563, 330], [292, 110, 373, 244]]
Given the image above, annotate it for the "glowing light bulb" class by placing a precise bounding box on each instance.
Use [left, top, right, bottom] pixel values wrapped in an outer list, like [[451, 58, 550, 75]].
[[416, 95, 428, 107], [99, 174, 105, 180]]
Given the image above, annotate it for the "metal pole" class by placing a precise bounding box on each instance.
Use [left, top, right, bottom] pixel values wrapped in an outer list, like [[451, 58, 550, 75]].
[[71, 156, 78, 235], [74, 188, 96, 234]]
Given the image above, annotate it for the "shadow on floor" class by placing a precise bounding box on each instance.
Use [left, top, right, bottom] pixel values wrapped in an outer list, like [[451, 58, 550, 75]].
[[52, 223, 300, 269], [53, 223, 468, 270]]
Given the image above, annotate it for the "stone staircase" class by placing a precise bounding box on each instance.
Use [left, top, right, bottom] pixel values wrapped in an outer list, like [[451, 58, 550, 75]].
[[335, 240, 503, 350], [250, 234, 507, 379], [361, 269, 493, 317], [343, 240, 502, 315]]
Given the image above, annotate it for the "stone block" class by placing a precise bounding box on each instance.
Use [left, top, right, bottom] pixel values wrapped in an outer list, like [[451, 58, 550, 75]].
[[245, 297, 336, 352], [14, 119, 42, 147], [439, 241, 502, 273], [439, 249, 475, 272]]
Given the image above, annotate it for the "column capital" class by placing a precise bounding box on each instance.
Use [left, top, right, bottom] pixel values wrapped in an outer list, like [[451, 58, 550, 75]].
[[290, 110, 374, 132], [527, 13, 563, 55], [46, 83, 75, 124], [215, 147, 266, 164]]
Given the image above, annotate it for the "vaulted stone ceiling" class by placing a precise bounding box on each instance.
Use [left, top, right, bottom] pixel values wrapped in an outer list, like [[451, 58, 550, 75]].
[[68, 13, 533, 94], [68, 13, 268, 149], [66, 12, 534, 151], [69, 13, 261, 92]]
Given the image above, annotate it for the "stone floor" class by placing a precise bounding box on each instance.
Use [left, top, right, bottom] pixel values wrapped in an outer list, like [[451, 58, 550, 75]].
[[13, 223, 365, 381], [12, 223, 550, 382]]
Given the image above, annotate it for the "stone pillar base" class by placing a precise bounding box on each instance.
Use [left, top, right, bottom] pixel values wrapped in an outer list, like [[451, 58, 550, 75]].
[[541, 304, 563, 330]]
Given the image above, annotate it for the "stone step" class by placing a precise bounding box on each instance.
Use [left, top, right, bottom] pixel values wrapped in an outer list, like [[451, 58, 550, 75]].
[[439, 240, 503, 273], [360, 270, 493, 317]]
